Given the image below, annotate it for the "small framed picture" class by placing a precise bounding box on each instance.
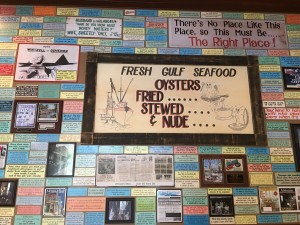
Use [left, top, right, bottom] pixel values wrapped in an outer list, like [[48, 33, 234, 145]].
[[11, 100, 63, 133], [105, 198, 134, 224], [43, 188, 67, 216], [46, 142, 76, 177], [209, 195, 234, 217], [202, 157, 224, 185], [200, 155, 248, 187], [282, 67, 300, 89], [0, 179, 17, 206], [0, 145, 7, 169], [37, 103, 60, 122]]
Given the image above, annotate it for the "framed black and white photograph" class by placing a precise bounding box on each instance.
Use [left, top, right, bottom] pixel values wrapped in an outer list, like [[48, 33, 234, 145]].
[[282, 67, 300, 89], [0, 145, 7, 169], [43, 188, 67, 216], [46, 142, 76, 177], [105, 198, 134, 224], [209, 195, 234, 216], [0, 179, 17, 206]]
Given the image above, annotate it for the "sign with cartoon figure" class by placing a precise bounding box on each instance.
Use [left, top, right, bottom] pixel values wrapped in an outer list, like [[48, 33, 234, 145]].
[[15, 44, 79, 82], [94, 62, 253, 134]]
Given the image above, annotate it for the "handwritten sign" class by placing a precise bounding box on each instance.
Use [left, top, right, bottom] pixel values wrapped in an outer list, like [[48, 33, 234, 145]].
[[169, 18, 287, 49], [95, 63, 254, 134], [65, 17, 122, 38]]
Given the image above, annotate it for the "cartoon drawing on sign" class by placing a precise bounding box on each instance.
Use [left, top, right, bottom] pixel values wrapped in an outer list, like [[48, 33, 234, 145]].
[[98, 78, 134, 130], [200, 82, 249, 131], [15, 44, 79, 82], [18, 54, 72, 80]]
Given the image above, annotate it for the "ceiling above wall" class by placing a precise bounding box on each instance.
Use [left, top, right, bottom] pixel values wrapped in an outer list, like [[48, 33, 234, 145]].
[[1, 0, 300, 13]]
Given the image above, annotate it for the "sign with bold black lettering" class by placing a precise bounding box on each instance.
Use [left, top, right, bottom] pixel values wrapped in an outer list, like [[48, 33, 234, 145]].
[[83, 54, 266, 145]]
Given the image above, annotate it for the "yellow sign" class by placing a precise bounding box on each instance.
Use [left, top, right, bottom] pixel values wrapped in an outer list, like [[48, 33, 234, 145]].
[[158, 10, 180, 17], [124, 146, 148, 154], [0, 207, 14, 216], [208, 188, 232, 195], [60, 92, 85, 100], [74, 168, 95, 177], [271, 155, 294, 163], [249, 172, 274, 186], [202, 49, 224, 55], [56, 71, 77, 81], [222, 146, 245, 154], [175, 171, 199, 180], [0, 76, 13, 87], [259, 65, 281, 72], [0, 134, 14, 142], [19, 30, 42, 36], [0, 43, 17, 50], [42, 218, 65, 225], [235, 215, 257, 224], [57, 8, 79, 16], [175, 180, 200, 188], [131, 188, 156, 196], [59, 134, 81, 142], [78, 38, 100, 46], [5, 165, 46, 178], [135, 48, 157, 54]]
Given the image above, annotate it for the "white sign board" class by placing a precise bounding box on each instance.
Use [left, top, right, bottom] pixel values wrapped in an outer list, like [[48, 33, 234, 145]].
[[94, 63, 254, 134], [169, 18, 287, 49], [65, 17, 122, 38]]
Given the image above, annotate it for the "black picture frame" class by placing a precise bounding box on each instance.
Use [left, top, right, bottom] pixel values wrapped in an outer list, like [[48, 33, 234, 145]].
[[82, 53, 266, 146], [282, 67, 300, 89], [209, 195, 234, 217], [46, 142, 76, 177], [291, 124, 300, 171], [43, 188, 67, 217], [0, 179, 17, 206], [0, 144, 7, 169], [105, 198, 135, 224]]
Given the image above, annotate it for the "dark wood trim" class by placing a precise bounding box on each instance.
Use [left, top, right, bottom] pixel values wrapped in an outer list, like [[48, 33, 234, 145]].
[[82, 53, 267, 146], [0, 0, 300, 13]]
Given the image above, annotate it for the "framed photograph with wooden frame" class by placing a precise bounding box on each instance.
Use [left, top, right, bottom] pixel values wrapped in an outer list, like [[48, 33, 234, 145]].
[[282, 67, 300, 89], [46, 142, 76, 177], [11, 100, 63, 133], [200, 155, 248, 187], [0, 179, 17, 206], [82, 53, 266, 146], [105, 198, 135, 224]]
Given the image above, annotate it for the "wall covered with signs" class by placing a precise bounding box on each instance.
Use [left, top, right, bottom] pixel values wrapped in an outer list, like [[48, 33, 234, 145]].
[[0, 4, 299, 225]]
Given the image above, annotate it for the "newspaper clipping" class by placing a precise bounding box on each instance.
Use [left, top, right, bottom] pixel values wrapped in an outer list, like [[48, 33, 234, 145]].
[[96, 155, 174, 186], [157, 190, 182, 223]]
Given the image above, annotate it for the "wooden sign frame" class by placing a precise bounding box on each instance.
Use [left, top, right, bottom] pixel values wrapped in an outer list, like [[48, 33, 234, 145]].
[[82, 53, 266, 146]]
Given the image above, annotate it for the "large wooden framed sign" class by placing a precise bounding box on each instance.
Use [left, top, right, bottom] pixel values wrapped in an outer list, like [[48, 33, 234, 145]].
[[83, 53, 266, 145]]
